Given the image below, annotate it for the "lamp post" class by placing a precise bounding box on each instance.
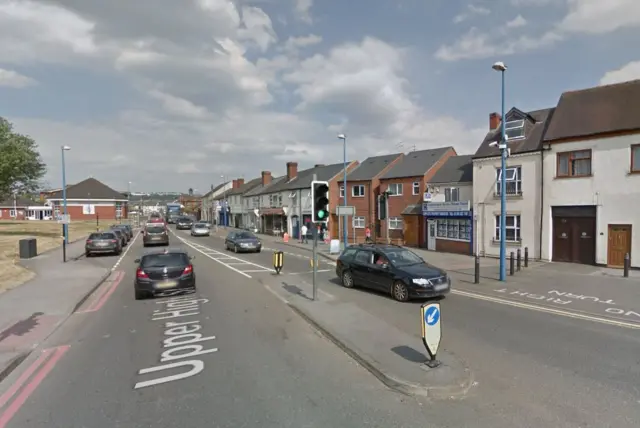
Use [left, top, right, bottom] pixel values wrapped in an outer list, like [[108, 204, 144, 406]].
[[338, 133, 348, 248], [61, 145, 71, 244], [492, 61, 508, 282], [12, 191, 17, 220], [221, 175, 227, 228], [127, 181, 132, 223]]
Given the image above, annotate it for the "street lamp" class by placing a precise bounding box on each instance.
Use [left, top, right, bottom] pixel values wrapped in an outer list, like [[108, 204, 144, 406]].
[[221, 175, 227, 228], [338, 133, 348, 248], [61, 145, 71, 243], [492, 61, 508, 282]]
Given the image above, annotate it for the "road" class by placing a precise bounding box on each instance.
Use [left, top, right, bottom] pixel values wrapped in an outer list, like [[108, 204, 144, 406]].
[[0, 228, 637, 427]]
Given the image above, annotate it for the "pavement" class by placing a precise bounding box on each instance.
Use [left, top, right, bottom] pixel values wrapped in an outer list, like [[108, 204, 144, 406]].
[[0, 227, 636, 426], [0, 231, 140, 383]]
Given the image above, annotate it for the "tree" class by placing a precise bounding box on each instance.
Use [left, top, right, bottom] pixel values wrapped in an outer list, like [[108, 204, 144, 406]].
[[0, 118, 46, 199]]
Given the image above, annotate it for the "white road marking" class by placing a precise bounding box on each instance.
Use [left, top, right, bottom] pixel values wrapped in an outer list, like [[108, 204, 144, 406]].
[[112, 230, 141, 271], [452, 289, 640, 330]]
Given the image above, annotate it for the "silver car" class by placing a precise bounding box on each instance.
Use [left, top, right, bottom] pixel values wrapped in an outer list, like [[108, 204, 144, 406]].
[[191, 222, 210, 237]]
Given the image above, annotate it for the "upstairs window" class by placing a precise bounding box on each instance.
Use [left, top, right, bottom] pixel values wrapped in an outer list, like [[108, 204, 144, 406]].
[[444, 187, 460, 202], [352, 185, 365, 197], [387, 183, 402, 196], [505, 119, 525, 140], [631, 145, 640, 173], [412, 182, 420, 195], [557, 150, 591, 177], [496, 166, 522, 196], [339, 185, 344, 198]]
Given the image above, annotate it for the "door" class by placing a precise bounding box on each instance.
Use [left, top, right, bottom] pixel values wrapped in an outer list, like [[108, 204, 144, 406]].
[[291, 216, 299, 239], [351, 249, 374, 284], [552, 216, 596, 264], [427, 220, 437, 251], [365, 252, 394, 291], [607, 225, 631, 268]]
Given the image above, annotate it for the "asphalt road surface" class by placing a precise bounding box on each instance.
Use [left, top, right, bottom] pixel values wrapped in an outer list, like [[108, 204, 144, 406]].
[[0, 229, 637, 427]]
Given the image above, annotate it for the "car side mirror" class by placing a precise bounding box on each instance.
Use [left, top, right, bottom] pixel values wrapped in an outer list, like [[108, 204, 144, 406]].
[[134, 258, 141, 263], [381, 263, 389, 269]]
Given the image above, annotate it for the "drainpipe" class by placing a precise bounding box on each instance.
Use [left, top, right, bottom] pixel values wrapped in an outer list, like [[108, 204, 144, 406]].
[[539, 144, 551, 261]]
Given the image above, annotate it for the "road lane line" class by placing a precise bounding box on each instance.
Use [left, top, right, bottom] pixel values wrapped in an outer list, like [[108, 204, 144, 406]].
[[112, 230, 141, 271], [452, 289, 640, 330], [0, 349, 53, 410], [176, 238, 253, 278], [79, 270, 125, 313], [0, 345, 70, 428]]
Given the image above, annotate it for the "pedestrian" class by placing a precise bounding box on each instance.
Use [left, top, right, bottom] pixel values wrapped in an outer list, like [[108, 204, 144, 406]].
[[365, 226, 372, 243], [300, 223, 308, 244]]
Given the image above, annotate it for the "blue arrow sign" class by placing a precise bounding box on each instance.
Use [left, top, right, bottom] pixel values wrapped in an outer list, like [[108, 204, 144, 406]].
[[424, 306, 440, 326]]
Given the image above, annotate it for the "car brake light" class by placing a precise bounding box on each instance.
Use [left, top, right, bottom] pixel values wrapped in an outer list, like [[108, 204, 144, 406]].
[[111, 239, 118, 243], [136, 268, 148, 278], [86, 239, 92, 244], [183, 265, 193, 275]]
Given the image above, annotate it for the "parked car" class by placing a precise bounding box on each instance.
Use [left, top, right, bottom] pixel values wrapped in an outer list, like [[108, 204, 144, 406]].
[[191, 222, 210, 237], [134, 249, 196, 300], [111, 224, 132, 240], [85, 231, 122, 257], [224, 231, 262, 253], [110, 228, 127, 247], [335, 243, 451, 302], [143, 224, 169, 247]]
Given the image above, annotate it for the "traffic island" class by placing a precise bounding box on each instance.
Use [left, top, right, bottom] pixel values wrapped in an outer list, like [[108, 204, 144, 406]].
[[288, 299, 474, 398]]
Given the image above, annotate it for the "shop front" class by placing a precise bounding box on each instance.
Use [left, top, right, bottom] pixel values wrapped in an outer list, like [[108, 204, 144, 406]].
[[423, 201, 473, 255]]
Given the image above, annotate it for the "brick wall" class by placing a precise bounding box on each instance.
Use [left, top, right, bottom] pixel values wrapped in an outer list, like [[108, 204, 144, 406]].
[[0, 207, 27, 220]]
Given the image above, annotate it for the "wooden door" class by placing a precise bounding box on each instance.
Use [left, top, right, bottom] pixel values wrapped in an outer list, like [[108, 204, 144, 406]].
[[573, 217, 596, 265], [552, 217, 572, 262], [403, 216, 419, 247], [607, 225, 631, 268]]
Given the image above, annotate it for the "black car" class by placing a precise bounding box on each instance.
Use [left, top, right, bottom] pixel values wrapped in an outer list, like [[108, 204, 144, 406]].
[[85, 231, 122, 256], [121, 224, 133, 238], [134, 249, 196, 300], [110, 228, 127, 247], [224, 231, 262, 253], [335, 244, 451, 302], [111, 224, 132, 240], [176, 217, 194, 230], [143, 224, 169, 247]]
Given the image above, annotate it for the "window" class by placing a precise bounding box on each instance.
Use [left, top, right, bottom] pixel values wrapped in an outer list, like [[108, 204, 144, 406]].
[[444, 187, 459, 202], [412, 182, 420, 195], [436, 219, 471, 241], [495, 215, 521, 242], [9, 209, 16, 217], [631, 145, 640, 172], [496, 166, 522, 196], [557, 150, 591, 177], [252, 197, 259, 208], [352, 185, 365, 197], [339, 185, 344, 198], [353, 216, 365, 228], [115, 202, 122, 219], [388, 183, 402, 196], [388, 217, 403, 230], [505, 119, 525, 140], [354, 250, 373, 264]]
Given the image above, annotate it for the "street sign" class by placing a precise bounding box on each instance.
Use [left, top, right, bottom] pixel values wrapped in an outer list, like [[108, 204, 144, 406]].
[[423, 192, 432, 202], [57, 214, 70, 224], [420, 302, 441, 367], [336, 205, 355, 216]]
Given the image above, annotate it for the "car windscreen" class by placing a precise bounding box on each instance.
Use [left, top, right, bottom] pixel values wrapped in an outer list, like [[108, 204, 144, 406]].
[[146, 226, 165, 234], [141, 253, 189, 268], [111, 229, 122, 236], [89, 233, 116, 240], [383, 249, 423, 267], [235, 232, 256, 239], [194, 223, 207, 228]]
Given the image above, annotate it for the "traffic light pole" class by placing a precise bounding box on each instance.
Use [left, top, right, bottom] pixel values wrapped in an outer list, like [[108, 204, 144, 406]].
[[312, 173, 318, 301]]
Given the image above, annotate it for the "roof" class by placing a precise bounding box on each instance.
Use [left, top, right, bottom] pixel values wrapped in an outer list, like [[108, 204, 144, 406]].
[[429, 155, 473, 184], [255, 162, 355, 195], [0, 197, 42, 207], [347, 153, 402, 181], [225, 177, 262, 197], [243, 175, 287, 197], [203, 182, 228, 199], [473, 108, 555, 159], [380, 147, 453, 179], [46, 178, 126, 200], [544, 79, 640, 142]]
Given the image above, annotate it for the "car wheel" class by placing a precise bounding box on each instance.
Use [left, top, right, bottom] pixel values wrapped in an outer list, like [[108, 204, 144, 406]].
[[256, 248, 261, 253], [341, 271, 355, 288], [234, 245, 239, 253], [85, 252, 91, 257], [135, 290, 146, 300], [391, 281, 410, 302]]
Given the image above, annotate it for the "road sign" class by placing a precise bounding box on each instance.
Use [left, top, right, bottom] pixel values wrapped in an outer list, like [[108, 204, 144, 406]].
[[57, 214, 70, 224], [420, 302, 441, 366], [423, 192, 432, 202], [273, 250, 284, 274]]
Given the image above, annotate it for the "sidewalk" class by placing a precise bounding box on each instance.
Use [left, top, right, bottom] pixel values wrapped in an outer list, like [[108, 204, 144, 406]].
[[0, 239, 112, 380]]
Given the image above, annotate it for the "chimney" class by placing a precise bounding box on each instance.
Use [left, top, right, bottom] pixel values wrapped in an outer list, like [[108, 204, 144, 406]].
[[314, 164, 325, 168], [232, 179, 238, 189], [286, 162, 298, 181], [261, 171, 272, 186], [236, 178, 244, 187], [489, 112, 501, 130]]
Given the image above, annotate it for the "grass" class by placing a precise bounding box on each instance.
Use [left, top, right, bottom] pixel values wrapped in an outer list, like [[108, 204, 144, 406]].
[[0, 220, 129, 294]]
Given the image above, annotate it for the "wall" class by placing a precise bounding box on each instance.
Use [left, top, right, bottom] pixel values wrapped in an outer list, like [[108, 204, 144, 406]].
[[472, 152, 542, 258], [327, 162, 360, 240], [428, 182, 473, 204], [0, 208, 26, 219], [541, 133, 640, 267]]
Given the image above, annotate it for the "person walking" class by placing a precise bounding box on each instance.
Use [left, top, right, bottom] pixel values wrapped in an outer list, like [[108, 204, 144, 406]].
[[300, 223, 308, 244], [365, 226, 372, 243]]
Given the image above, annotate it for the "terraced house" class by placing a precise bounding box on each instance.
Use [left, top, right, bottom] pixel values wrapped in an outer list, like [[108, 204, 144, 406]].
[[201, 182, 231, 222], [242, 171, 287, 234], [220, 177, 261, 229]]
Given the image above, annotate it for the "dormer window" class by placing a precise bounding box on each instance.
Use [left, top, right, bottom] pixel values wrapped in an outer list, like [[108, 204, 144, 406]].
[[505, 119, 525, 140]]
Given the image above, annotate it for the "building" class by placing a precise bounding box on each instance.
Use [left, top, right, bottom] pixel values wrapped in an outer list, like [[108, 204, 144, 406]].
[[218, 178, 260, 228], [472, 108, 555, 259], [179, 192, 203, 218], [422, 155, 474, 254], [377, 147, 456, 246], [45, 178, 129, 220], [541, 79, 640, 268], [0, 197, 52, 220], [336, 153, 403, 242], [201, 182, 231, 222], [242, 171, 287, 233]]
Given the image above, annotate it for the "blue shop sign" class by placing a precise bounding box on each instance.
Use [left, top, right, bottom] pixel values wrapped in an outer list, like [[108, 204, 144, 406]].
[[424, 210, 472, 218]]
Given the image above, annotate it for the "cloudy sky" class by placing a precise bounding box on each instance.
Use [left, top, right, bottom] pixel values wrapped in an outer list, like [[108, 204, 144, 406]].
[[0, 0, 637, 193]]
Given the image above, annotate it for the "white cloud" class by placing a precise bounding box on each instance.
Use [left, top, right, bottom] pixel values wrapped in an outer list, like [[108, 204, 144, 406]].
[[283, 34, 322, 52], [0, 68, 37, 88], [600, 61, 640, 85], [506, 15, 527, 28], [294, 0, 313, 24], [453, 4, 490, 24], [560, 0, 640, 34]]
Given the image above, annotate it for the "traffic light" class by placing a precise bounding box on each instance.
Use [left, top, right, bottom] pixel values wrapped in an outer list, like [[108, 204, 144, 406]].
[[311, 180, 329, 223]]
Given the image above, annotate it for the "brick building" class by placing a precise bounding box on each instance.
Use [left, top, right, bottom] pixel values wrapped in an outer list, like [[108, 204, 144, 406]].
[[45, 178, 129, 220], [0, 197, 52, 220], [378, 147, 457, 246]]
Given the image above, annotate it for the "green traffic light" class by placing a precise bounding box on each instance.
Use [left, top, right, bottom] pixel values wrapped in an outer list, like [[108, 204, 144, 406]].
[[317, 211, 325, 219]]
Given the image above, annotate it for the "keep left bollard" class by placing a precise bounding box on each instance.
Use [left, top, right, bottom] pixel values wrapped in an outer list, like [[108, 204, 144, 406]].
[[509, 252, 515, 276], [273, 250, 284, 274], [623, 253, 630, 278]]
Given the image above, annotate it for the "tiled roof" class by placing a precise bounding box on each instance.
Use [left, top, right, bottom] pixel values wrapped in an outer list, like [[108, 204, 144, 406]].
[[243, 175, 287, 197], [0, 197, 42, 207], [254, 162, 355, 195], [347, 153, 402, 181], [46, 178, 126, 200], [429, 155, 473, 184], [380, 147, 453, 179], [226, 177, 262, 196]]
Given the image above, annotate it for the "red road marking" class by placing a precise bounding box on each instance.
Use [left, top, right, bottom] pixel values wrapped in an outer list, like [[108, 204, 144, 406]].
[[0, 345, 70, 428], [78, 270, 125, 313]]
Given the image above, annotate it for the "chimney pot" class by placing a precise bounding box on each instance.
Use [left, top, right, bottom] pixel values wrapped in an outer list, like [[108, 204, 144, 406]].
[[237, 178, 244, 187], [489, 112, 501, 130]]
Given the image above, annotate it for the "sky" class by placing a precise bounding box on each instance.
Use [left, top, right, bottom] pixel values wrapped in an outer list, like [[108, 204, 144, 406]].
[[0, 0, 638, 193]]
